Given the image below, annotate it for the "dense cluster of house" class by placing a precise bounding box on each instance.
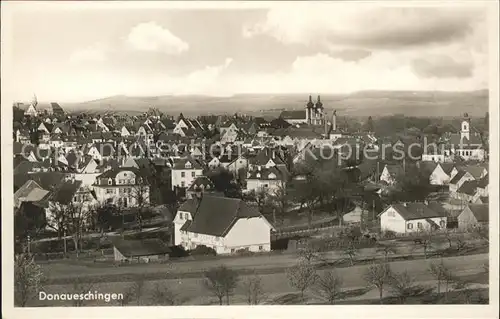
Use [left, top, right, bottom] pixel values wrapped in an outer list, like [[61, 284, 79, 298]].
[[13, 95, 489, 256]]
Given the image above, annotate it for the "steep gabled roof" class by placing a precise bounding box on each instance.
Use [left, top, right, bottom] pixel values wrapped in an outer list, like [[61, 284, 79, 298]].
[[465, 204, 489, 222], [386, 202, 447, 221], [184, 196, 262, 237], [112, 238, 171, 257]]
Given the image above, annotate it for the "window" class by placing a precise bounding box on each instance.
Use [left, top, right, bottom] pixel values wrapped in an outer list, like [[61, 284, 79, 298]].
[[231, 248, 235, 253], [179, 213, 183, 220], [181, 181, 185, 188], [194, 233, 198, 238], [181, 172, 185, 178], [439, 220, 446, 228], [108, 179, 112, 185], [106, 189, 114, 194], [407, 223, 413, 230], [259, 245, 263, 251], [191, 172, 196, 178], [388, 211, 395, 217], [417, 222, 423, 229]]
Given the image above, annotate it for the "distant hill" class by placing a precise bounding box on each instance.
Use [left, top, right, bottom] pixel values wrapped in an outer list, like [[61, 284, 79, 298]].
[[57, 90, 488, 118]]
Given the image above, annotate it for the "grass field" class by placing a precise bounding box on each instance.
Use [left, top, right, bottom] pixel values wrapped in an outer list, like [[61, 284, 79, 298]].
[[30, 253, 488, 306]]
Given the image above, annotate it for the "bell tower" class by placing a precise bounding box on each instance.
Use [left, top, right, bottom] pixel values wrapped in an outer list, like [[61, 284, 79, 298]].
[[461, 112, 470, 141]]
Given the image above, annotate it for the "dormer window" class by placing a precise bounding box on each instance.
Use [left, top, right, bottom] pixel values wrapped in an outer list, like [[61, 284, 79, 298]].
[[185, 162, 192, 169], [108, 178, 112, 185], [256, 173, 261, 178]]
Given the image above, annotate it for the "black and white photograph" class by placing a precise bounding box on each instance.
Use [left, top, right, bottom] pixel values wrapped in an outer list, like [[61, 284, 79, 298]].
[[1, 1, 498, 317]]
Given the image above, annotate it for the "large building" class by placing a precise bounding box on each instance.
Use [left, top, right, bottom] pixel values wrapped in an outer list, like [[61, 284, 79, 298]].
[[279, 95, 326, 126]]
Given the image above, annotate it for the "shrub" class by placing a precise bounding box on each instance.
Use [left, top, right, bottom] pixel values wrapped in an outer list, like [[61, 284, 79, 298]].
[[235, 248, 254, 256], [189, 245, 217, 256], [382, 230, 396, 239]]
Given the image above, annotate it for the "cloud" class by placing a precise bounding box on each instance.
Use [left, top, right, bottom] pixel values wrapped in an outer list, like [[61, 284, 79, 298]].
[[69, 44, 108, 63], [244, 6, 485, 50], [330, 49, 372, 62], [126, 21, 189, 54], [411, 55, 473, 78]]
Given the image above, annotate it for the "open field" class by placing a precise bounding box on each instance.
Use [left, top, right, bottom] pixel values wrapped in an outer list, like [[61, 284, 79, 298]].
[[31, 253, 489, 306]]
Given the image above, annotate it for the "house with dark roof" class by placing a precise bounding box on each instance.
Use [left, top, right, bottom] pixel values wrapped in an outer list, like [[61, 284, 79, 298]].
[[112, 238, 171, 262], [173, 195, 274, 254], [379, 202, 447, 234], [279, 110, 308, 125], [456, 180, 480, 203], [186, 176, 216, 199], [449, 170, 475, 194], [457, 204, 489, 229]]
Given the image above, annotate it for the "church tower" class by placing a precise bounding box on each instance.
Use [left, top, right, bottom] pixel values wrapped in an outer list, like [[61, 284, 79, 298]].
[[305, 95, 314, 125], [314, 95, 324, 125], [461, 112, 470, 141]]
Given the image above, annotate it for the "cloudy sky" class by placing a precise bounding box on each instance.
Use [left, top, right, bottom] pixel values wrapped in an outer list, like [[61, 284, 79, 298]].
[[5, 2, 489, 102]]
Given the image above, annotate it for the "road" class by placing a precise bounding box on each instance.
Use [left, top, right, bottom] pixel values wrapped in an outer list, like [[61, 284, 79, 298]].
[[34, 253, 488, 306]]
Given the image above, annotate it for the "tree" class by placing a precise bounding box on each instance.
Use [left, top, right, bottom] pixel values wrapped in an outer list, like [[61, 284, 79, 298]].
[[314, 270, 344, 304], [71, 277, 94, 306], [269, 180, 290, 225], [242, 273, 265, 305], [203, 265, 239, 305], [122, 279, 146, 306], [388, 270, 418, 304], [363, 262, 392, 304], [64, 202, 92, 257], [150, 282, 178, 305], [376, 242, 398, 262], [14, 252, 43, 307], [428, 260, 454, 301], [365, 116, 374, 133], [343, 242, 358, 266], [286, 260, 317, 301], [130, 178, 152, 231], [452, 279, 473, 304]]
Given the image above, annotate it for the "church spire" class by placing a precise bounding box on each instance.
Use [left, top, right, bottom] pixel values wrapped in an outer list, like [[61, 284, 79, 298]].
[[306, 95, 314, 109], [315, 95, 323, 109]]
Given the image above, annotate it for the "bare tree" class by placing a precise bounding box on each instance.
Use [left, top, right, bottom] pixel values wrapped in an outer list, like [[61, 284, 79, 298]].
[[388, 270, 418, 304], [150, 281, 178, 305], [343, 242, 358, 266], [270, 180, 289, 225], [130, 177, 152, 231], [314, 270, 344, 304], [428, 260, 454, 302], [286, 260, 317, 301], [452, 279, 473, 304], [469, 225, 489, 245], [203, 265, 239, 305], [121, 279, 146, 306], [71, 277, 94, 307], [376, 242, 398, 262], [46, 202, 67, 240], [14, 252, 44, 307], [363, 262, 392, 304], [64, 202, 91, 257], [242, 273, 265, 305]]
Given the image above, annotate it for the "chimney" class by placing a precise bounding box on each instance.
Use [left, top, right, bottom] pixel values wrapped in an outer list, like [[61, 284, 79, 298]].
[[402, 202, 407, 207], [424, 200, 429, 206]]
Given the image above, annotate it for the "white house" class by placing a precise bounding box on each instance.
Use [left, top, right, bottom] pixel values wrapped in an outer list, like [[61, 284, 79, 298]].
[[379, 164, 404, 185], [429, 163, 458, 185], [170, 158, 204, 190], [379, 202, 447, 234], [173, 195, 274, 254], [92, 167, 149, 207], [246, 166, 286, 193]]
